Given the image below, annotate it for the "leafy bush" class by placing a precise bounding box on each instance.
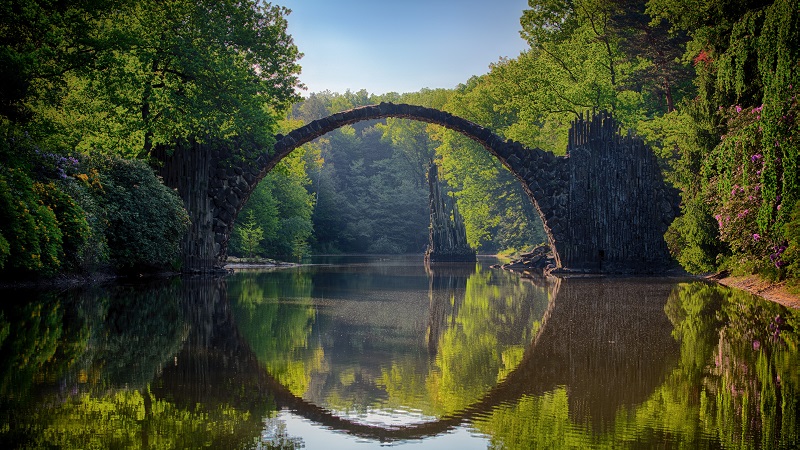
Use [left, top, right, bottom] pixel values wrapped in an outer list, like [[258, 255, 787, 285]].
[[56, 173, 110, 271], [664, 196, 726, 274], [0, 166, 63, 275], [33, 181, 91, 271], [782, 203, 800, 281], [93, 158, 189, 273]]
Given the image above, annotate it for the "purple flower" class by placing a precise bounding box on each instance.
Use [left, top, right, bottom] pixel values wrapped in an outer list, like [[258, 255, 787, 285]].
[[751, 153, 763, 162], [735, 105, 742, 113], [753, 233, 760, 241], [753, 340, 761, 350], [753, 105, 764, 113]]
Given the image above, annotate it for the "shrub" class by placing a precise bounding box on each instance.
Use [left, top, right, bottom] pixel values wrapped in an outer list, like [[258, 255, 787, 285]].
[[782, 202, 800, 280], [33, 181, 91, 272], [57, 174, 110, 271], [664, 195, 727, 274], [0, 166, 63, 275], [92, 158, 189, 273]]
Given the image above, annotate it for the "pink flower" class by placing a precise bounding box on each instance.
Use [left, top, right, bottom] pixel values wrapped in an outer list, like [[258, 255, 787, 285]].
[[735, 105, 742, 113], [753, 233, 760, 241]]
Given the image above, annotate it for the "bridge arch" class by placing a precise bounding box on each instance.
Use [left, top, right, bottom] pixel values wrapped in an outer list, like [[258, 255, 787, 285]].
[[217, 103, 567, 267], [162, 103, 677, 273]]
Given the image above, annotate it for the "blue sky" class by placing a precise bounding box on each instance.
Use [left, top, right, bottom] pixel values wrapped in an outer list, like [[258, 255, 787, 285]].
[[277, 0, 531, 95]]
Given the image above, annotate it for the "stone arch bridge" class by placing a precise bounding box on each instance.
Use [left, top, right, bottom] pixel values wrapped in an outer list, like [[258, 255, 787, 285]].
[[157, 103, 678, 273]]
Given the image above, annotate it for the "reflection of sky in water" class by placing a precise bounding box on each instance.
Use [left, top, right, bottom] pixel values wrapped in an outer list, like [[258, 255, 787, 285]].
[[269, 410, 489, 449], [235, 256, 549, 418], [329, 407, 437, 427]]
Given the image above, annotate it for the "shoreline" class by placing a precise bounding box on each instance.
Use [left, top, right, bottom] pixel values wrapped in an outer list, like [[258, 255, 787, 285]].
[[709, 274, 800, 309]]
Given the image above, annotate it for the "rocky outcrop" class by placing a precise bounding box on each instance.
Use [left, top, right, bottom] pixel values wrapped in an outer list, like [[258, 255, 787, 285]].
[[491, 245, 555, 278], [424, 163, 476, 263]]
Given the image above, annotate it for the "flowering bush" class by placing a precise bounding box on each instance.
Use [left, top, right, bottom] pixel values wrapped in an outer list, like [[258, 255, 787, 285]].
[[0, 166, 63, 275], [714, 182, 766, 257], [33, 181, 91, 271]]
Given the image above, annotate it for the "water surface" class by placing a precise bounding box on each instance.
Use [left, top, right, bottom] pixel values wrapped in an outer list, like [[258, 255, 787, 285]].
[[0, 255, 797, 448]]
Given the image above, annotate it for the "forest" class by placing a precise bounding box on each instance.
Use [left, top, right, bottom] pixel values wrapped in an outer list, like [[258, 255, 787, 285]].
[[0, 0, 798, 286]]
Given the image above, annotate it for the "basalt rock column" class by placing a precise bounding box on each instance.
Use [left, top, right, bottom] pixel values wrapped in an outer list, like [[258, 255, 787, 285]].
[[424, 163, 476, 263]]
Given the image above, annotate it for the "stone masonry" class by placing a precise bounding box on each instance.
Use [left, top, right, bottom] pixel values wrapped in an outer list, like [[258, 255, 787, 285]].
[[163, 103, 678, 273]]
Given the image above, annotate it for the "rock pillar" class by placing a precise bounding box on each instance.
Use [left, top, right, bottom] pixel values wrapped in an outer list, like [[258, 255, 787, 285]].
[[424, 163, 477, 263]]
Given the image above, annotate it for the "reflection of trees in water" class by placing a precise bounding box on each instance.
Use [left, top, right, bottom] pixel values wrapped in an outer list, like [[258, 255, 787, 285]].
[[425, 263, 475, 356], [662, 282, 799, 449], [96, 280, 187, 388], [477, 280, 800, 450], [0, 280, 186, 400], [424, 264, 550, 413], [0, 278, 283, 450], [228, 270, 322, 397], [2, 274, 797, 448], [0, 291, 80, 404], [230, 263, 551, 419]]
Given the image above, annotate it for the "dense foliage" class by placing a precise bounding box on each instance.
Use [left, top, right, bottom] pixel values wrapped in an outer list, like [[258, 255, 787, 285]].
[[0, 0, 302, 276], [639, 0, 800, 281], [230, 146, 315, 260], [92, 157, 190, 273], [0, 138, 189, 276]]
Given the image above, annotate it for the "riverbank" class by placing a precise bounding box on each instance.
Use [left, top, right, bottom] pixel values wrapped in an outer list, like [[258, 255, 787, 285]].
[[223, 256, 299, 269], [711, 274, 800, 309]]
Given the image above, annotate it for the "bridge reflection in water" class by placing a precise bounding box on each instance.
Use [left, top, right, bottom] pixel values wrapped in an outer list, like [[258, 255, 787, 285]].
[[2, 262, 797, 448], [154, 267, 681, 443]]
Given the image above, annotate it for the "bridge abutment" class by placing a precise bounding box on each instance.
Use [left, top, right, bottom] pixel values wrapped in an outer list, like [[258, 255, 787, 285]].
[[560, 113, 679, 272]]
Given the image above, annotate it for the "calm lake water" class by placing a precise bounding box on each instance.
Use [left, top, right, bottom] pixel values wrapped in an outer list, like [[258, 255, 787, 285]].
[[0, 255, 798, 449]]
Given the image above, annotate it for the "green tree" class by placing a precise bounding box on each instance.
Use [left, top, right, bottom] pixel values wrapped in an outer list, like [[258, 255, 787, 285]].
[[231, 146, 315, 260], [235, 211, 264, 259], [42, 0, 301, 157]]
